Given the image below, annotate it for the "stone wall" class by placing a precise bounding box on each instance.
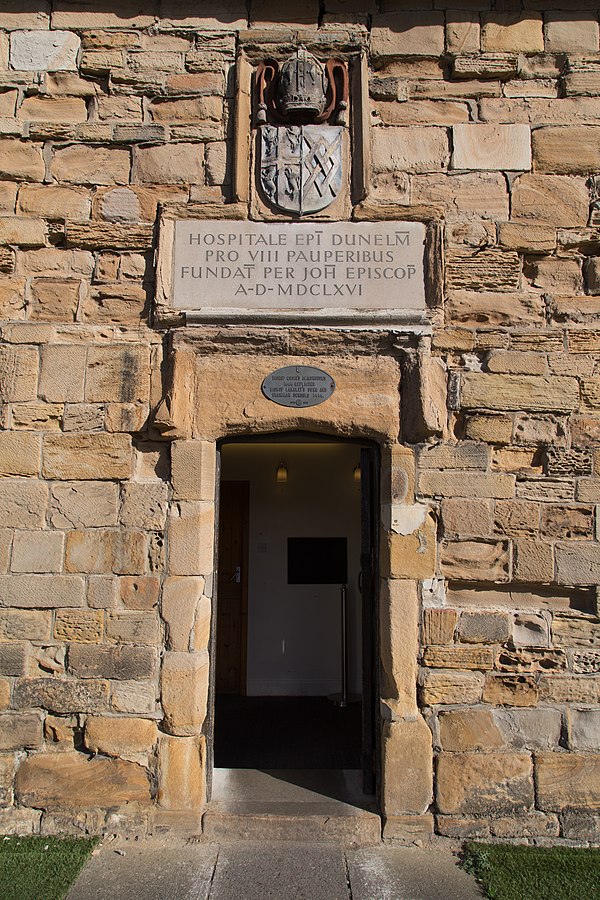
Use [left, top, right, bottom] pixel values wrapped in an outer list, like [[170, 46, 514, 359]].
[[0, 0, 599, 842]]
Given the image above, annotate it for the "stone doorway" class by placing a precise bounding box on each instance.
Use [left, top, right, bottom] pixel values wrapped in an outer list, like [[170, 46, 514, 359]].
[[209, 436, 380, 807]]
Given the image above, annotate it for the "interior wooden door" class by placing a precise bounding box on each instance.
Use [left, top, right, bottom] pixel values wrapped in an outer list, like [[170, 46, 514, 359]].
[[216, 480, 249, 694]]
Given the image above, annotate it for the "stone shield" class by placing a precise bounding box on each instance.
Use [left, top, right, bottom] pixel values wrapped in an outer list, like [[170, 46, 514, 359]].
[[259, 124, 343, 215]]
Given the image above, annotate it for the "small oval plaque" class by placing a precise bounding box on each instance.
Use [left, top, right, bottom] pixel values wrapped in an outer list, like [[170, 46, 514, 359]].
[[262, 365, 335, 408]]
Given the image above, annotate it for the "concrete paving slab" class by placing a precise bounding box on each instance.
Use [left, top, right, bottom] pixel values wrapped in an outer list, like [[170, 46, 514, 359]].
[[209, 842, 350, 900], [346, 847, 483, 900], [66, 843, 218, 900]]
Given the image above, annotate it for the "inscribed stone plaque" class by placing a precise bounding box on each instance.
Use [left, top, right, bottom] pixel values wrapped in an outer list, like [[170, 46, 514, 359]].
[[172, 220, 426, 313], [262, 365, 335, 408]]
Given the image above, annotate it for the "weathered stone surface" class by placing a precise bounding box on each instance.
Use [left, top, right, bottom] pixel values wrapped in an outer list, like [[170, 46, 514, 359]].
[[442, 499, 494, 540], [55, 609, 103, 643], [420, 671, 484, 706], [511, 175, 589, 226], [10, 30, 79, 71], [157, 734, 205, 810], [39, 344, 86, 403], [16, 751, 150, 809], [372, 127, 448, 174], [13, 677, 109, 714], [546, 14, 599, 52], [0, 641, 27, 675], [385, 515, 437, 580], [11, 530, 64, 574], [381, 717, 433, 816], [171, 441, 216, 502], [533, 126, 600, 175], [106, 612, 159, 646], [120, 483, 167, 531], [567, 709, 600, 751], [161, 651, 209, 736], [422, 646, 493, 670], [68, 645, 157, 680], [446, 249, 520, 292], [419, 471, 515, 500], [498, 222, 556, 253], [494, 708, 562, 751], [540, 504, 593, 540], [51, 146, 130, 185], [0, 139, 44, 182], [371, 12, 444, 58], [439, 708, 504, 752], [437, 752, 533, 815], [120, 576, 159, 611], [555, 543, 600, 586], [132, 144, 204, 185], [482, 13, 543, 52], [572, 650, 600, 675], [539, 675, 600, 704], [43, 434, 132, 480], [483, 674, 539, 707], [65, 221, 153, 250], [0, 609, 50, 641], [513, 540, 554, 583], [512, 614, 551, 648], [0, 432, 40, 477], [461, 374, 579, 412], [552, 613, 600, 648], [452, 124, 531, 171], [0, 711, 42, 750], [84, 716, 158, 760], [0, 575, 83, 609], [65, 530, 112, 575], [50, 482, 118, 529], [167, 502, 214, 577], [458, 611, 511, 644], [441, 540, 510, 582], [161, 576, 204, 652], [422, 608, 457, 646], [380, 580, 419, 718], [536, 753, 600, 810]]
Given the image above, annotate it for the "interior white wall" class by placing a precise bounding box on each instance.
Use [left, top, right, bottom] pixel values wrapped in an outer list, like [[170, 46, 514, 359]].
[[221, 441, 362, 696]]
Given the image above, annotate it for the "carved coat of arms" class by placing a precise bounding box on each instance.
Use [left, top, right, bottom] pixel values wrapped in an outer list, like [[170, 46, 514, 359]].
[[256, 48, 348, 216]]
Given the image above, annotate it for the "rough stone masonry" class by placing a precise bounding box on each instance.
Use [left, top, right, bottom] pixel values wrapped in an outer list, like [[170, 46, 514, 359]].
[[0, 0, 599, 846]]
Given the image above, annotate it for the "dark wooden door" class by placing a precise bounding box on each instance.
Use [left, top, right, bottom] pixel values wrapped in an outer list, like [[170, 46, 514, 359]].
[[216, 481, 249, 694], [360, 446, 379, 795]]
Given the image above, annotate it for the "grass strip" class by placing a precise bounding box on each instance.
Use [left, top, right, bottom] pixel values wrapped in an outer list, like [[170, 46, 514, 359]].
[[0, 834, 98, 900], [462, 841, 600, 900]]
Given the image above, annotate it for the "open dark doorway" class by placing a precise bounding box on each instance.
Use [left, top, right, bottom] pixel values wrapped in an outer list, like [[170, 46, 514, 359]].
[[210, 435, 379, 807]]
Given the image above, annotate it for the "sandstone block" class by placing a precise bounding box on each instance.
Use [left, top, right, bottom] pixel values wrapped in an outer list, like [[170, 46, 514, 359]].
[[11, 530, 64, 574], [567, 709, 600, 751], [120, 483, 167, 530], [0, 711, 42, 750], [85, 345, 150, 404], [533, 126, 600, 175], [66, 222, 153, 250], [446, 292, 544, 327], [536, 752, 600, 810], [167, 502, 214, 577], [371, 12, 445, 58], [162, 576, 204, 652], [43, 434, 132, 480], [384, 515, 436, 580], [514, 540, 554, 583], [555, 543, 600, 586], [494, 708, 562, 751], [18, 96, 87, 124], [171, 441, 216, 502], [439, 708, 504, 752], [161, 650, 209, 736], [193, 594, 211, 652], [494, 501, 539, 536], [110, 680, 156, 715], [0, 808, 41, 835], [0, 480, 46, 529], [465, 414, 512, 445], [422, 608, 457, 645], [65, 530, 112, 575], [50, 146, 130, 185], [120, 576, 159, 611], [50, 482, 118, 529], [0, 216, 46, 247], [29, 278, 79, 322], [422, 646, 493, 670], [498, 222, 556, 253], [372, 127, 448, 174], [419, 471, 515, 500], [132, 144, 203, 185], [0, 139, 44, 182], [545, 14, 599, 53], [85, 716, 158, 760], [0, 609, 50, 641], [458, 611, 511, 644], [446, 12, 480, 54], [452, 124, 531, 171], [0, 574, 83, 608], [441, 540, 510, 582], [10, 31, 79, 71], [69, 644, 157, 681], [111, 531, 148, 576], [13, 677, 109, 713], [16, 751, 150, 809], [381, 717, 433, 816], [511, 174, 589, 226], [562, 811, 600, 842], [157, 733, 205, 810], [0, 641, 27, 675], [0, 432, 40, 476], [460, 374, 579, 412], [483, 674, 539, 707], [106, 611, 159, 646], [39, 344, 86, 403], [382, 814, 434, 844], [55, 609, 103, 643], [512, 613, 550, 648], [482, 13, 543, 52], [437, 752, 533, 815], [539, 675, 600, 704], [420, 671, 484, 706], [552, 613, 600, 648], [418, 443, 488, 471], [380, 580, 419, 717], [87, 575, 118, 610]]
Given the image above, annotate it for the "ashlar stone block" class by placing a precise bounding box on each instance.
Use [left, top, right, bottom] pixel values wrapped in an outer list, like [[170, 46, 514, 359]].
[[536, 752, 600, 810], [161, 650, 209, 736], [171, 441, 216, 501], [42, 434, 132, 480], [50, 482, 118, 529], [39, 345, 86, 403], [54, 609, 103, 643], [0, 432, 40, 476], [452, 125, 531, 171], [162, 576, 204, 652], [437, 752, 534, 815], [167, 502, 214, 577], [10, 31, 79, 71], [381, 717, 433, 816], [458, 611, 511, 644], [157, 733, 205, 810], [0, 574, 83, 608], [11, 530, 64, 574], [84, 716, 158, 760], [439, 708, 504, 752]]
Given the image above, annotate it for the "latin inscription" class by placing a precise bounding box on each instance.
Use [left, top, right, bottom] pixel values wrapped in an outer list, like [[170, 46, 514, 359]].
[[172, 221, 426, 311]]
